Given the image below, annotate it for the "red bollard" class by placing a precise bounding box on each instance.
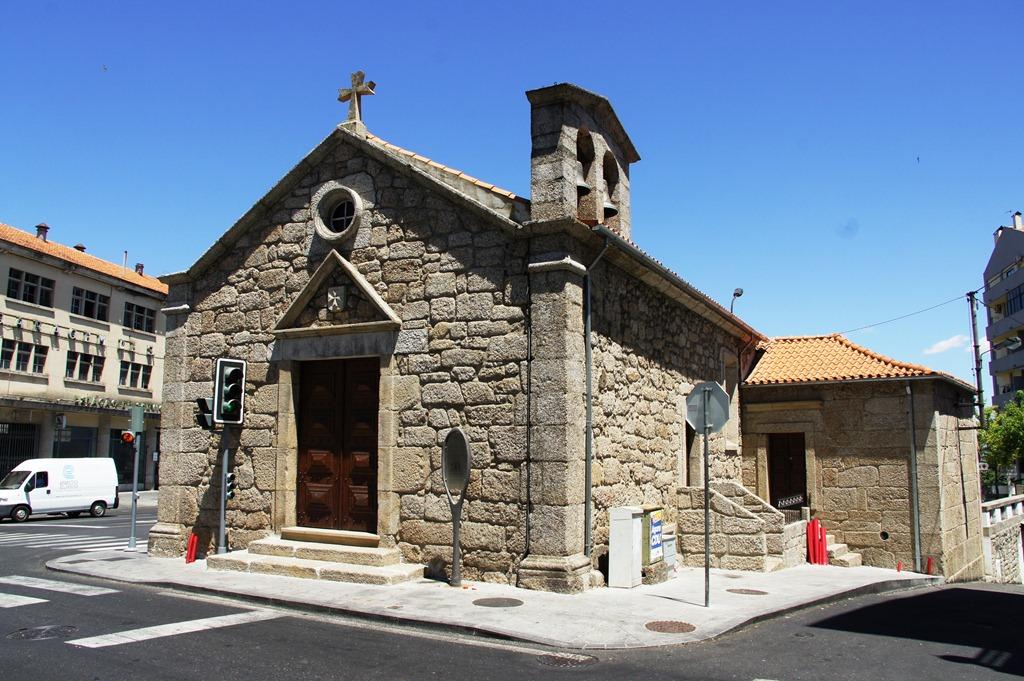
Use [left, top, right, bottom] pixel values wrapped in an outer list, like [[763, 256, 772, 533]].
[[897, 560, 903, 572], [185, 533, 198, 564], [926, 556, 933, 575], [818, 523, 827, 565]]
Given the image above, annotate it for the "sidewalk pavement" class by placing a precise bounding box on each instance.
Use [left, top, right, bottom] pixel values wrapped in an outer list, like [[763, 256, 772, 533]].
[[47, 551, 940, 649], [116, 490, 159, 509]]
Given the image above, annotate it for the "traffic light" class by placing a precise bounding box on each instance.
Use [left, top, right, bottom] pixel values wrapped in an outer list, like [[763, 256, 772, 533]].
[[224, 471, 236, 501], [120, 431, 135, 445], [195, 398, 215, 430], [213, 358, 246, 425]]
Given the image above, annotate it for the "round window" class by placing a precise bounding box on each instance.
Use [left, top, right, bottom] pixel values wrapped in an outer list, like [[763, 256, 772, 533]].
[[330, 200, 355, 232], [311, 181, 364, 243]]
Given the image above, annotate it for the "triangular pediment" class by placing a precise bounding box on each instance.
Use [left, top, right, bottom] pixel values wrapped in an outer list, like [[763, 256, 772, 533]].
[[273, 250, 400, 338]]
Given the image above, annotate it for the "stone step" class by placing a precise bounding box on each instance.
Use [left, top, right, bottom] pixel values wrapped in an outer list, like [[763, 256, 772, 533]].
[[825, 533, 837, 546], [207, 550, 424, 585], [830, 552, 863, 568], [280, 526, 379, 547], [248, 538, 402, 567], [765, 556, 785, 572], [827, 543, 849, 558]]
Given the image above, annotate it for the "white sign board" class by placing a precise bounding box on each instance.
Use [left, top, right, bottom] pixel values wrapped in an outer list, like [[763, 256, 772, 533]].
[[685, 381, 730, 434]]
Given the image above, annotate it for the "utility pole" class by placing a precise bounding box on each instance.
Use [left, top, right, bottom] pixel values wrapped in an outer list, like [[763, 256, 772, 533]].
[[968, 290, 985, 428]]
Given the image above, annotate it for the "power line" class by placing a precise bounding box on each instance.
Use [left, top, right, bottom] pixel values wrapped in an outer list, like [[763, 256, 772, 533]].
[[841, 293, 969, 334]]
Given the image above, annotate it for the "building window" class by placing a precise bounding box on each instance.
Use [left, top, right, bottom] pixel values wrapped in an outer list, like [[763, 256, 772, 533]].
[[71, 287, 110, 321], [0, 340, 47, 373], [66, 351, 105, 382], [123, 302, 155, 333], [7, 268, 54, 307], [1007, 284, 1024, 317], [119, 361, 152, 390]]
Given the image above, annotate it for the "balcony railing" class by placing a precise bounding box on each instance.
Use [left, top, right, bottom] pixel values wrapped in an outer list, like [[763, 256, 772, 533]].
[[983, 267, 1024, 306], [986, 315, 1024, 343], [991, 349, 1024, 375]]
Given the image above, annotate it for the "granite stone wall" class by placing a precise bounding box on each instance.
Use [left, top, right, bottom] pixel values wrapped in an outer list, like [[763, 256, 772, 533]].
[[741, 379, 984, 580], [151, 134, 533, 585], [587, 255, 743, 570]]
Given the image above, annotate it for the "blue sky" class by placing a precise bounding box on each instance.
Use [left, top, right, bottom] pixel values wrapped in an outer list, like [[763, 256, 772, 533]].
[[2, 2, 1022, 384]]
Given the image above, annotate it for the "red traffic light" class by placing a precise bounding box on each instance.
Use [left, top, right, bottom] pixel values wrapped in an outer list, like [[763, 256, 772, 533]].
[[120, 431, 135, 445]]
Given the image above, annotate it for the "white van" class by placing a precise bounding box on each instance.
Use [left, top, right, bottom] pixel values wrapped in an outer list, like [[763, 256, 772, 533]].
[[0, 458, 119, 522]]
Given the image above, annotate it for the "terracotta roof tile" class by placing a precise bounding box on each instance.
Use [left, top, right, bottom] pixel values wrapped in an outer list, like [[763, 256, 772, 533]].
[[0, 223, 168, 296], [363, 132, 521, 202], [744, 334, 954, 386]]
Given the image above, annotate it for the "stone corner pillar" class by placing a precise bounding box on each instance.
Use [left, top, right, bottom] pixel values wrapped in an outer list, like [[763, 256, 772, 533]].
[[516, 251, 593, 593]]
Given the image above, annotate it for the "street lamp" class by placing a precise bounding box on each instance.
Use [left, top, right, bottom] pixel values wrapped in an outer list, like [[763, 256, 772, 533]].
[[729, 288, 743, 314]]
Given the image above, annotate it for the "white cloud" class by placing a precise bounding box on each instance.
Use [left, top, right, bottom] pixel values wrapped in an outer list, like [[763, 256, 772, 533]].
[[924, 334, 969, 355]]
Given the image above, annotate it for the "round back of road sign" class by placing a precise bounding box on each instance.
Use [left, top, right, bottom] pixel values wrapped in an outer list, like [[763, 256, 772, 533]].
[[442, 428, 471, 503], [685, 381, 730, 433]]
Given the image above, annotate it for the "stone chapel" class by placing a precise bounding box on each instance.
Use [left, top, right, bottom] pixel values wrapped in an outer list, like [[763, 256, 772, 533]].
[[149, 74, 805, 591]]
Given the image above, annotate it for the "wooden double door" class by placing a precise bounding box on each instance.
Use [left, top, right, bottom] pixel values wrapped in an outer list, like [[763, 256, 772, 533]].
[[297, 358, 379, 533]]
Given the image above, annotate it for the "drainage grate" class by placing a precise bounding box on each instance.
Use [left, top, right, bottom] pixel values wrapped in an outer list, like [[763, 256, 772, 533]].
[[472, 597, 524, 608], [7, 625, 78, 641], [645, 620, 696, 633], [727, 588, 768, 596], [537, 653, 598, 669]]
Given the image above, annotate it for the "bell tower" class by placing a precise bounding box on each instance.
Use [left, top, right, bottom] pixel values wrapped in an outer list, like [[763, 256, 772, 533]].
[[526, 83, 640, 239]]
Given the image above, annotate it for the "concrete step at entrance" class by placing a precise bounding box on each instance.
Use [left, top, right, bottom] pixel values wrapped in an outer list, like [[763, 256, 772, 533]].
[[830, 552, 863, 567], [207, 551, 424, 585], [248, 538, 402, 567], [825, 533, 837, 546], [765, 556, 785, 572]]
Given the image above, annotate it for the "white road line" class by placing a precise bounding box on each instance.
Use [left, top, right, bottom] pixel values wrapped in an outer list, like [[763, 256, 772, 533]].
[[20, 536, 116, 547], [80, 543, 131, 552], [0, 575, 118, 596], [0, 534, 69, 542], [66, 610, 283, 648], [28, 524, 113, 529], [0, 592, 48, 608]]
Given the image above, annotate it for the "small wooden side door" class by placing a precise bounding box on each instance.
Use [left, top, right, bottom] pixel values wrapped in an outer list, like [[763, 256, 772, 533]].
[[768, 432, 807, 510], [297, 358, 379, 532]]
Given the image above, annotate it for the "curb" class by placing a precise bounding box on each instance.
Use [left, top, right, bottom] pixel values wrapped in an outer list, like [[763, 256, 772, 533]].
[[45, 555, 942, 649]]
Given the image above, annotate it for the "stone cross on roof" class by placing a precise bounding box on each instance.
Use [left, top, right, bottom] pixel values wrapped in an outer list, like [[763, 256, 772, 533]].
[[338, 70, 376, 123]]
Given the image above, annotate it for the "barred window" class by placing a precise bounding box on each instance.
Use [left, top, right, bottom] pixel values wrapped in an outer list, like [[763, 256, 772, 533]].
[[71, 287, 110, 321], [0, 340, 48, 373], [123, 302, 155, 333], [7, 268, 54, 307], [1007, 284, 1024, 317], [119, 361, 152, 390], [66, 351, 105, 382]]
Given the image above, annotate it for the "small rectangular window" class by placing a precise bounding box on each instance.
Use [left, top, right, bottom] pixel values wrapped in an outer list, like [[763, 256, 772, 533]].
[[7, 268, 54, 307], [32, 346, 47, 374], [33, 471, 48, 489], [1, 340, 15, 369], [72, 287, 110, 321], [66, 351, 104, 381], [119, 360, 151, 390], [123, 302, 156, 333]]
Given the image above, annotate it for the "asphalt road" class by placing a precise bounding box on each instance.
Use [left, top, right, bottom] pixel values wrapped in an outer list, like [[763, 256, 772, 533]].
[[0, 512, 1021, 681]]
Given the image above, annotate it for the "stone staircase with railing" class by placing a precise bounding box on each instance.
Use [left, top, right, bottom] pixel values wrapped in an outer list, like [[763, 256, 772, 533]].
[[206, 527, 424, 585]]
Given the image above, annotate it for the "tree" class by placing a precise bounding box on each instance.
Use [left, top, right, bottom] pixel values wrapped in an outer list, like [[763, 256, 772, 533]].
[[979, 391, 1024, 491]]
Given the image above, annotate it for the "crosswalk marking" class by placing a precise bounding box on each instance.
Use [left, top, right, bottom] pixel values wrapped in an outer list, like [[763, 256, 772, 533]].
[[80, 543, 131, 552], [0, 533, 132, 552], [66, 610, 283, 648], [0, 575, 118, 596], [0, 592, 48, 608], [21, 536, 115, 547]]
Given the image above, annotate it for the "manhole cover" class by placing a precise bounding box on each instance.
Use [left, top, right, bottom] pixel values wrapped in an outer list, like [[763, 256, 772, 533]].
[[473, 597, 524, 608], [7, 625, 78, 641], [727, 588, 768, 595], [537, 653, 598, 668], [645, 620, 696, 633]]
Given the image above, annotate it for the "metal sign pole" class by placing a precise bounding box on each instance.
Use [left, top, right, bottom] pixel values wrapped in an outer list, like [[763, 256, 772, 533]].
[[450, 499, 464, 587], [703, 386, 711, 608], [218, 442, 229, 554], [128, 436, 140, 551]]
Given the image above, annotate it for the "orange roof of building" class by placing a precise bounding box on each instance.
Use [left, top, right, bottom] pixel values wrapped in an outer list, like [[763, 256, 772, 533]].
[[364, 132, 522, 202], [0, 223, 168, 296], [745, 334, 966, 387]]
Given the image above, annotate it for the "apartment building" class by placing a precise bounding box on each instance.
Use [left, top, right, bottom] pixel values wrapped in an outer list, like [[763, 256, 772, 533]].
[[983, 211, 1024, 409], [0, 222, 166, 489]]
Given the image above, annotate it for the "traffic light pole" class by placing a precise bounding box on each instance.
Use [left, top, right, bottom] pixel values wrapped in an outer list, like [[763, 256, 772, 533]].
[[218, 440, 229, 554], [128, 435, 140, 551]]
